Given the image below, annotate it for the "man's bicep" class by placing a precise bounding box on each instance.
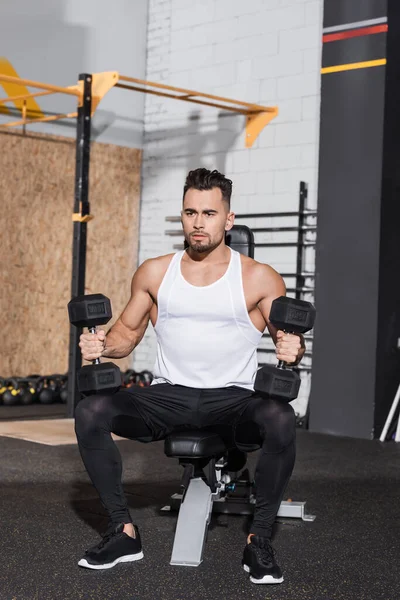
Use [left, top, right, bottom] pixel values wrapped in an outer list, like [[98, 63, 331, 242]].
[[114, 263, 154, 335], [257, 268, 286, 342]]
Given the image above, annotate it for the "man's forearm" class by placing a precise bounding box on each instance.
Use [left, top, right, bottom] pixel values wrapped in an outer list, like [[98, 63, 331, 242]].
[[101, 327, 138, 359]]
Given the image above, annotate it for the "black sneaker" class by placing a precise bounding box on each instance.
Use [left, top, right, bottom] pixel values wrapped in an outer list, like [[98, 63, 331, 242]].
[[78, 523, 144, 570], [242, 535, 284, 584]]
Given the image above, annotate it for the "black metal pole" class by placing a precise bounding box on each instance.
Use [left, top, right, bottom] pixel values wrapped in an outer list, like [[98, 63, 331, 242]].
[[295, 182, 307, 300], [66, 73, 93, 418]]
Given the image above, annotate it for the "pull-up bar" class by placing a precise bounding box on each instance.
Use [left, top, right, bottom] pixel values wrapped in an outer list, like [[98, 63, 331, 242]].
[[0, 70, 278, 147]]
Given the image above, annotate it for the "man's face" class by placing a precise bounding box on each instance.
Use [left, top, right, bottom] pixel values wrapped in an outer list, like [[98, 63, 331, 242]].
[[181, 187, 234, 254]]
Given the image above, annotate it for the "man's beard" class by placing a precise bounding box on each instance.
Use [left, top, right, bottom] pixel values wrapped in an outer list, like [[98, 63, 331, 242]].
[[187, 236, 216, 253]]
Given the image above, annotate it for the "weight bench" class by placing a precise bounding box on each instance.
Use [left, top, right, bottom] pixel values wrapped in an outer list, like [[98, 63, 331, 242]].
[[161, 226, 315, 567]]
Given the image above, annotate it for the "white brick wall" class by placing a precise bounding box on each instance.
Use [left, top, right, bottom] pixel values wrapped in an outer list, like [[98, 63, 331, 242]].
[[134, 0, 323, 416]]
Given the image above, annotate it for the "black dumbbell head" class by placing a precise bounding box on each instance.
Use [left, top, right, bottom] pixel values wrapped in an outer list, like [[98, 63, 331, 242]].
[[68, 294, 112, 328], [78, 362, 122, 395], [254, 365, 301, 402], [270, 296, 316, 334]]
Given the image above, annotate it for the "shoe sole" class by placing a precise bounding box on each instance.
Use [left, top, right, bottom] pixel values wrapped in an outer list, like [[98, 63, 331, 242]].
[[78, 551, 144, 570], [243, 564, 284, 584]]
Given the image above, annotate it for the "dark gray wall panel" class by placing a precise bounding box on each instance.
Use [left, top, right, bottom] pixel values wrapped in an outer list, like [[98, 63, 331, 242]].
[[309, 66, 386, 438], [324, 0, 387, 27]]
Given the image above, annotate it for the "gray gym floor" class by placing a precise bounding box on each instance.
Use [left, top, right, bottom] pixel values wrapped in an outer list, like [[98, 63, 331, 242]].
[[1, 429, 399, 600]]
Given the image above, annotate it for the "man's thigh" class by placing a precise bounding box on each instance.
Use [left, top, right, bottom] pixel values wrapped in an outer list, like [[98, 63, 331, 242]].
[[197, 387, 262, 451], [233, 395, 265, 451], [109, 383, 200, 441]]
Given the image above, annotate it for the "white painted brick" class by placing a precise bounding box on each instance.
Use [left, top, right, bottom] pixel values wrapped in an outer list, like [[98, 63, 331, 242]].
[[146, 55, 163, 68], [215, 34, 278, 64], [237, 59, 253, 83], [170, 45, 214, 71], [279, 25, 321, 53], [171, 2, 215, 30], [277, 72, 320, 99], [254, 170, 274, 194], [274, 167, 316, 193], [274, 98, 302, 123], [233, 172, 258, 195], [274, 120, 318, 146], [259, 79, 278, 103], [149, 1, 170, 12], [208, 18, 239, 43], [235, 13, 275, 38], [258, 124, 276, 148], [303, 47, 322, 73], [170, 19, 238, 51], [147, 35, 170, 49], [214, 0, 272, 20], [149, 7, 171, 21], [253, 51, 304, 81], [300, 143, 318, 168], [268, 4, 306, 31], [232, 196, 251, 214], [250, 146, 302, 171], [146, 70, 169, 82], [171, 0, 192, 9], [248, 193, 298, 214], [168, 70, 192, 88], [231, 150, 251, 173], [169, 27, 210, 52], [235, 4, 305, 39], [190, 62, 236, 89], [305, 1, 322, 26], [150, 0, 170, 8], [148, 14, 170, 29], [302, 95, 320, 120], [214, 81, 260, 103]]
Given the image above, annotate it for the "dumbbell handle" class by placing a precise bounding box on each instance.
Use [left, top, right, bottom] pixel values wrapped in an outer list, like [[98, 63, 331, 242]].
[[89, 327, 101, 365], [276, 328, 298, 370]]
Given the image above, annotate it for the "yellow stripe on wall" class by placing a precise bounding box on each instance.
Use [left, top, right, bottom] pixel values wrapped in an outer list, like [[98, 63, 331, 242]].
[[321, 58, 387, 75]]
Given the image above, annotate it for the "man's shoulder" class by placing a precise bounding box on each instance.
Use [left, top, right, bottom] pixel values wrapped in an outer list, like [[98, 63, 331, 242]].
[[137, 253, 176, 278], [144, 253, 176, 266], [239, 253, 281, 279]]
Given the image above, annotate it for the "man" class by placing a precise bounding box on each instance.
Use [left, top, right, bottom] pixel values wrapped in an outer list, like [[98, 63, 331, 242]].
[[75, 168, 305, 584]]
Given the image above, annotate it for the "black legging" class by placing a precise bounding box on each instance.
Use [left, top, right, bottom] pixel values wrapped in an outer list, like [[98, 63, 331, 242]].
[[75, 386, 296, 539]]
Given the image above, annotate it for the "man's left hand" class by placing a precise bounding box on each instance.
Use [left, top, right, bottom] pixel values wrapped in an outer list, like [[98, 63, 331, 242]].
[[275, 331, 304, 365]]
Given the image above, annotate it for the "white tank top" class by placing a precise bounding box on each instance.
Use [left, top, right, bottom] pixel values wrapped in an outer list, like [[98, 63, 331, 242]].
[[151, 248, 263, 390]]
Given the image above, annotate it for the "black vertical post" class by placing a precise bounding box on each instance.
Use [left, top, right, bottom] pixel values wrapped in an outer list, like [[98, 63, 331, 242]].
[[295, 181, 309, 429], [295, 181, 307, 299], [66, 73, 93, 418], [374, 0, 400, 437]]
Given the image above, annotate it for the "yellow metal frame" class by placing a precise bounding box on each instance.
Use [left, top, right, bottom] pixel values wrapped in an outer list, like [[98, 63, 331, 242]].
[[0, 71, 278, 147]]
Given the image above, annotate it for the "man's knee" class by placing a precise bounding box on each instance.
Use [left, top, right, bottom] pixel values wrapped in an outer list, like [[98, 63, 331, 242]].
[[253, 399, 296, 452], [74, 394, 113, 437]]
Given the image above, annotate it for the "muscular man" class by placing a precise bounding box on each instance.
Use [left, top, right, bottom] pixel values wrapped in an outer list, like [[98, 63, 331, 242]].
[[75, 168, 305, 584]]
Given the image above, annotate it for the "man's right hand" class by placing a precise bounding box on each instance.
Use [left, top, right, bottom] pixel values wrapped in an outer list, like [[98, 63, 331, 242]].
[[79, 329, 106, 361]]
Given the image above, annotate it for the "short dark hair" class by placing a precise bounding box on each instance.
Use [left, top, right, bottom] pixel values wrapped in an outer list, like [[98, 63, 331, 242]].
[[183, 168, 232, 208]]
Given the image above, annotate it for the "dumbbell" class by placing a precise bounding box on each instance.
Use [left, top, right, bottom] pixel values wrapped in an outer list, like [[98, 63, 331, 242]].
[[254, 296, 316, 402], [68, 294, 122, 395]]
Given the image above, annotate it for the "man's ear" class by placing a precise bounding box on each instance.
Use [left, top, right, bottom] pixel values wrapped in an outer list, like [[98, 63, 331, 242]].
[[225, 211, 235, 231]]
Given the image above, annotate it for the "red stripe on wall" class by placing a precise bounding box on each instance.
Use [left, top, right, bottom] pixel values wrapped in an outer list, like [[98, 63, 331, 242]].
[[323, 24, 388, 43]]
